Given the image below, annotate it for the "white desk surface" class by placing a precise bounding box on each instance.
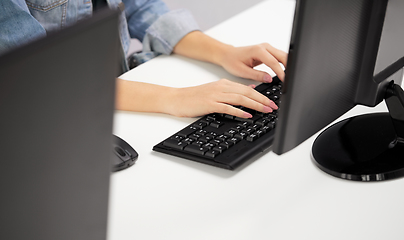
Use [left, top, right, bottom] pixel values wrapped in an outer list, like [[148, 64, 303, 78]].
[[108, 1, 404, 239]]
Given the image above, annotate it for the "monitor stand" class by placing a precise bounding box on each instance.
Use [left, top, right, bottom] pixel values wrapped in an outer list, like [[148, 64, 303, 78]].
[[312, 81, 404, 181]]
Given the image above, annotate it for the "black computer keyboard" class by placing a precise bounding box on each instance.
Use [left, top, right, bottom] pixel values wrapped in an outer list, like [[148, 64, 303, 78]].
[[153, 77, 283, 170]]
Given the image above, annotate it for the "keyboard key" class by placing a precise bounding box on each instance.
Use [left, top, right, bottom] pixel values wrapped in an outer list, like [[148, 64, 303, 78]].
[[256, 118, 270, 126], [203, 143, 216, 149], [200, 119, 210, 125], [268, 121, 276, 128], [233, 125, 245, 131], [237, 121, 250, 128], [206, 115, 216, 121], [255, 111, 265, 117], [213, 145, 226, 153], [192, 140, 205, 146], [170, 135, 183, 141], [210, 120, 223, 128], [269, 95, 280, 102], [224, 129, 237, 137], [250, 124, 260, 130], [163, 139, 188, 150], [264, 89, 274, 96], [260, 125, 271, 133], [246, 134, 258, 142], [216, 134, 229, 142], [193, 122, 207, 129], [207, 132, 218, 138], [248, 114, 262, 124], [183, 138, 194, 144], [235, 132, 247, 139], [196, 129, 207, 135], [210, 139, 222, 145], [220, 141, 234, 149], [189, 133, 201, 140], [263, 113, 277, 120], [200, 135, 214, 142], [228, 137, 241, 144], [205, 150, 221, 158], [177, 126, 197, 137], [242, 128, 255, 135], [255, 130, 264, 137], [184, 145, 209, 155]]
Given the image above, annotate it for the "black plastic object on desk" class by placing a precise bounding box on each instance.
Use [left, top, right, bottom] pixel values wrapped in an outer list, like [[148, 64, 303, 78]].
[[112, 135, 138, 172], [153, 77, 283, 170]]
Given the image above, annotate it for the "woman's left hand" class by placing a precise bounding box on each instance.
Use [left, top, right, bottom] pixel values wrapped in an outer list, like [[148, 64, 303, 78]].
[[219, 43, 288, 82]]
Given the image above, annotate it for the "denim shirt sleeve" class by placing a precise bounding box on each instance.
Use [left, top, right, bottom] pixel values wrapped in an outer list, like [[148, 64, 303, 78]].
[[123, 0, 170, 41], [142, 8, 200, 55], [0, 0, 46, 55], [124, 0, 200, 66]]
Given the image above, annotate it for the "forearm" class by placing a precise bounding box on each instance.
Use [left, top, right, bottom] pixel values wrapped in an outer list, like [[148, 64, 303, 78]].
[[115, 78, 176, 114], [173, 31, 233, 66]]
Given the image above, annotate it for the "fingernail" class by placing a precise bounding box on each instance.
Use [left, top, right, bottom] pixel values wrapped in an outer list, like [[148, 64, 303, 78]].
[[263, 106, 273, 113], [269, 101, 278, 110], [243, 112, 253, 118], [263, 74, 272, 83], [248, 84, 256, 88]]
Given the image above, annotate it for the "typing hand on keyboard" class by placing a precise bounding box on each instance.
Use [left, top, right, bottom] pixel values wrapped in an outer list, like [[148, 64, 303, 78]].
[[153, 77, 283, 170], [163, 78, 278, 119], [219, 43, 287, 83]]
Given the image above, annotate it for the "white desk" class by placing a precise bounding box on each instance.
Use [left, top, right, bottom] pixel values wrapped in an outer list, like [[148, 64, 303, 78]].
[[108, 1, 404, 239]]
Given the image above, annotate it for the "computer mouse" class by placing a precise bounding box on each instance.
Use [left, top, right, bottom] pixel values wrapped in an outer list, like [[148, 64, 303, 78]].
[[111, 135, 138, 172]]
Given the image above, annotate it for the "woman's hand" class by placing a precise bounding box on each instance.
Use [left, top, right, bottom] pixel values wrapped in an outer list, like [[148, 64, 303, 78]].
[[219, 43, 288, 82], [163, 79, 278, 118], [173, 31, 287, 82], [116, 78, 278, 118]]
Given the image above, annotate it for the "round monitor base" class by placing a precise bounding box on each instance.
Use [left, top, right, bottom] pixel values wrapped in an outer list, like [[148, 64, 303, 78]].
[[312, 113, 404, 181]]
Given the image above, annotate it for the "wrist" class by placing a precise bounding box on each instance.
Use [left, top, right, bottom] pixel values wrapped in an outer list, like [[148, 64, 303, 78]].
[[211, 42, 235, 67], [159, 87, 182, 116]]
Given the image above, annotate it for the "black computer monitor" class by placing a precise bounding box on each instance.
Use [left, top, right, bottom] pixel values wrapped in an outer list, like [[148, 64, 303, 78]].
[[272, 0, 404, 181], [0, 9, 120, 240]]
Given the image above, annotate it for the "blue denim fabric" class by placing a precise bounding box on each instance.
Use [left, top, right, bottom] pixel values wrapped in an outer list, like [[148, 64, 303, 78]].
[[129, 8, 200, 67], [0, 0, 47, 53], [0, 0, 200, 71], [142, 8, 199, 55]]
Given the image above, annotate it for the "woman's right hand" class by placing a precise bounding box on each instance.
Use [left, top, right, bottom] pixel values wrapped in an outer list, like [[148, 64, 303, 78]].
[[162, 79, 278, 118]]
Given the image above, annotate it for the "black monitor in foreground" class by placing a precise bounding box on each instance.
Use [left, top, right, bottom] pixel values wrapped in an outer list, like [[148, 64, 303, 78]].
[[0, 9, 120, 240], [273, 0, 404, 181]]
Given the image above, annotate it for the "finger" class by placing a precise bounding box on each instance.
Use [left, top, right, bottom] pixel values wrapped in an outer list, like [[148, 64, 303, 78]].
[[220, 79, 267, 100], [253, 44, 287, 81], [217, 91, 278, 115], [214, 103, 254, 119], [216, 79, 278, 111], [256, 52, 286, 81], [236, 63, 274, 83], [264, 44, 288, 68]]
